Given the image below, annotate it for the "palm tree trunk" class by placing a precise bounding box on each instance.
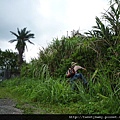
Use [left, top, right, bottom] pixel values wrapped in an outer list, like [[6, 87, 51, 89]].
[[18, 53, 23, 65], [18, 48, 24, 67]]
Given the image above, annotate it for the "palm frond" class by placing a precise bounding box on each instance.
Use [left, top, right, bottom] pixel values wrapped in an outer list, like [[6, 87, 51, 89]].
[[92, 26, 98, 29], [22, 27, 27, 33], [25, 30, 31, 35], [10, 31, 19, 38], [25, 44, 28, 51], [17, 28, 21, 36], [9, 39, 18, 43], [26, 33, 35, 39], [27, 39, 35, 45]]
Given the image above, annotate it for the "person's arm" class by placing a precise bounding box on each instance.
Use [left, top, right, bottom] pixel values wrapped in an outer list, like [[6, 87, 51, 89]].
[[81, 66, 87, 71], [78, 66, 87, 71]]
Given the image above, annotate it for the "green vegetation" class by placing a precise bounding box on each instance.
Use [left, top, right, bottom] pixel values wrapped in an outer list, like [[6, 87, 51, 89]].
[[0, 70, 120, 114], [0, 49, 19, 75], [0, 0, 120, 114]]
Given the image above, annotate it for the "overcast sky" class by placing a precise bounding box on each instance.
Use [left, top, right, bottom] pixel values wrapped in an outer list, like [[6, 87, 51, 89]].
[[0, 0, 109, 62]]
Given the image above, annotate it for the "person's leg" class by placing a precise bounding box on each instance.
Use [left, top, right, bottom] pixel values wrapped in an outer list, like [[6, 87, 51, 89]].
[[78, 73, 88, 85], [70, 74, 79, 90]]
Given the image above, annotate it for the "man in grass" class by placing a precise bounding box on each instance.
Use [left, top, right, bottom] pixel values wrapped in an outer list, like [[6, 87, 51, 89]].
[[66, 62, 88, 90]]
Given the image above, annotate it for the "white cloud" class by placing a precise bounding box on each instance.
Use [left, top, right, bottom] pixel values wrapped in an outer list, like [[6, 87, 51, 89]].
[[64, 0, 109, 31], [0, 0, 109, 62]]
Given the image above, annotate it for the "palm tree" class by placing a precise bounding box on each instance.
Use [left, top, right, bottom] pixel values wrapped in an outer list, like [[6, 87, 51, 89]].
[[9, 27, 35, 66]]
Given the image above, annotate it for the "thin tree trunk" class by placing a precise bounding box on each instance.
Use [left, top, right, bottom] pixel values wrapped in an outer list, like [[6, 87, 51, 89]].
[[18, 49, 24, 67]]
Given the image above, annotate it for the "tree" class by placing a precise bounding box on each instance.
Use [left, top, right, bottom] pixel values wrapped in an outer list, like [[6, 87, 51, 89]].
[[0, 49, 19, 78], [9, 27, 35, 66]]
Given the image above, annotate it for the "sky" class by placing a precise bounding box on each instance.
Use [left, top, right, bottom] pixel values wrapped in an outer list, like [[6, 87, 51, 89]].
[[0, 0, 109, 62]]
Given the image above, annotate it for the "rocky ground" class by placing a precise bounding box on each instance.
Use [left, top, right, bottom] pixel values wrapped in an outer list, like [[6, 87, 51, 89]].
[[0, 99, 23, 114]]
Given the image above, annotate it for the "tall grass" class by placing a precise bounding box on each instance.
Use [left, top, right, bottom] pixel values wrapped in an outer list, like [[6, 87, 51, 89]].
[[1, 63, 120, 114], [1, 67, 119, 114]]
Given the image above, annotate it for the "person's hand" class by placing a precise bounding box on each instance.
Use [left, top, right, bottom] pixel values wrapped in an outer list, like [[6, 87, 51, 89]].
[[84, 68, 87, 71]]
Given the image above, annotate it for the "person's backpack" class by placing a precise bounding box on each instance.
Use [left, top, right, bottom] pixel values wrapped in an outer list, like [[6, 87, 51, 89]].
[[66, 67, 75, 78]]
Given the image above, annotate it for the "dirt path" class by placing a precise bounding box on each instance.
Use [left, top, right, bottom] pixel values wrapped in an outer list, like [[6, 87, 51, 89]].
[[0, 98, 23, 114]]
